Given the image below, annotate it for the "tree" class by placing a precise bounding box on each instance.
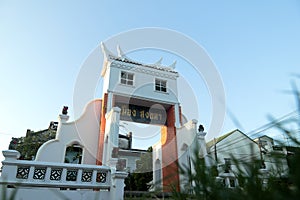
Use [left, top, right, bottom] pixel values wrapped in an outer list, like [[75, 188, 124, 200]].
[[8, 129, 56, 160], [125, 147, 153, 191]]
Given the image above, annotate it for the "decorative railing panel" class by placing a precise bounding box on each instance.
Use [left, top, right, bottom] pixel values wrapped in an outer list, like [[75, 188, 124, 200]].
[[33, 167, 46, 180], [16, 166, 30, 179], [1, 151, 111, 190], [1, 150, 128, 200]]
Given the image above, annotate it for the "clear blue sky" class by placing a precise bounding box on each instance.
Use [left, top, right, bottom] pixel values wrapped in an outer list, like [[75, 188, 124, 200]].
[[1, 1, 300, 162]]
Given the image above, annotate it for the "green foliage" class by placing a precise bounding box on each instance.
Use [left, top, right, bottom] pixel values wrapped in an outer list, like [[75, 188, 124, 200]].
[[125, 147, 153, 192], [8, 130, 56, 160], [172, 148, 300, 200], [173, 148, 223, 200], [171, 80, 300, 200]]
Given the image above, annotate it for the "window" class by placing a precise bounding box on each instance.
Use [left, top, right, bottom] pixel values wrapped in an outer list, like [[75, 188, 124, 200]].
[[64, 145, 82, 164], [224, 158, 231, 173], [117, 158, 127, 171], [155, 79, 167, 92], [229, 179, 235, 187], [120, 71, 134, 86], [155, 159, 162, 186]]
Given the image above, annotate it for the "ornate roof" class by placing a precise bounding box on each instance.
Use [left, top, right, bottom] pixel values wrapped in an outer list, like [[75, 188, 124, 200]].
[[100, 42, 178, 76]]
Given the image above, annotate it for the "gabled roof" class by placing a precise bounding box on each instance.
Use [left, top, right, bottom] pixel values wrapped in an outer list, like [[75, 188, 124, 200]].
[[206, 129, 238, 148], [254, 135, 274, 141], [206, 129, 257, 148]]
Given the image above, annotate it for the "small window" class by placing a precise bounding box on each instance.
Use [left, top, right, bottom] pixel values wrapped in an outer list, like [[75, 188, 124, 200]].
[[224, 158, 231, 173], [64, 145, 82, 164], [155, 79, 167, 92], [229, 179, 235, 187], [120, 71, 134, 86], [117, 158, 127, 171]]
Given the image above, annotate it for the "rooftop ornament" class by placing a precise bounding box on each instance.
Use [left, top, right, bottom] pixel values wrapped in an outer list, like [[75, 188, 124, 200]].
[[198, 124, 205, 132], [101, 42, 177, 73], [62, 106, 68, 115]]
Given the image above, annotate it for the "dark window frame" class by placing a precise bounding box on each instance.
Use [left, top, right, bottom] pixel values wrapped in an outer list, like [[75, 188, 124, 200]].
[[155, 78, 167, 92], [120, 71, 134, 86]]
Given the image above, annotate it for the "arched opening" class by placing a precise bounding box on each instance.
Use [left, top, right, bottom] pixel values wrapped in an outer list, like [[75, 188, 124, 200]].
[[154, 159, 162, 188], [180, 143, 191, 170], [64, 144, 83, 164], [98, 94, 181, 191], [179, 143, 192, 187]]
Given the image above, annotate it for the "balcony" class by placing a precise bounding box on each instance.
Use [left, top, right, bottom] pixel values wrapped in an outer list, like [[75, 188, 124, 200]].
[[0, 150, 128, 200]]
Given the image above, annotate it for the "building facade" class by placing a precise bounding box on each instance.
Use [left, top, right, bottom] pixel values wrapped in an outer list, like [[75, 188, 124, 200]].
[[1, 43, 294, 199]]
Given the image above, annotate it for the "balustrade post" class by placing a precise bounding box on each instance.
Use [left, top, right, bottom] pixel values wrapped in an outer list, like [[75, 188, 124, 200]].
[[110, 171, 128, 200], [44, 166, 51, 182], [77, 169, 83, 184], [61, 168, 67, 183], [28, 166, 35, 182], [1, 150, 20, 181], [92, 169, 97, 185]]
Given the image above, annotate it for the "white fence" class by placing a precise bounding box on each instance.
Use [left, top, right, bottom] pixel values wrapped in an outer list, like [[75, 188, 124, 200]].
[[0, 150, 127, 200]]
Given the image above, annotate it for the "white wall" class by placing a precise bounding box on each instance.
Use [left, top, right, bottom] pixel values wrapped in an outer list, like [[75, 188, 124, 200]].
[[35, 99, 101, 165], [102, 107, 121, 166], [1, 188, 110, 200], [118, 154, 140, 172], [101, 61, 111, 97], [152, 141, 163, 189], [176, 119, 198, 159], [107, 61, 179, 104], [152, 119, 200, 190], [208, 130, 261, 176]]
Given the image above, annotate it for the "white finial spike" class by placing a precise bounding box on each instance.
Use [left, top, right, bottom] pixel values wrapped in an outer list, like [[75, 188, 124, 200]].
[[168, 61, 177, 69], [117, 45, 125, 57], [101, 42, 115, 61], [155, 57, 163, 65]]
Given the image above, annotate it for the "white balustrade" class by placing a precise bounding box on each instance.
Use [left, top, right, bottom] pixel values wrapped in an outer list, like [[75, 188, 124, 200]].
[[1, 150, 112, 190]]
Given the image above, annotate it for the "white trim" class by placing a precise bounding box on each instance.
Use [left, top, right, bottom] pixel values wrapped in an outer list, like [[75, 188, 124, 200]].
[[107, 90, 179, 105], [107, 92, 113, 114], [154, 78, 168, 93], [111, 61, 179, 80], [119, 70, 135, 87], [174, 103, 180, 128]]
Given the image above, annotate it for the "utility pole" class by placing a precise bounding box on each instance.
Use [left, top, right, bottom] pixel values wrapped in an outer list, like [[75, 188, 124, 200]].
[[258, 138, 265, 168], [214, 138, 217, 162]]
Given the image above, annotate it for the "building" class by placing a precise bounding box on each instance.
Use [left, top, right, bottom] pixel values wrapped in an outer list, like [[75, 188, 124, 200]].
[[206, 129, 261, 187], [0, 43, 188, 199], [205, 130, 290, 188], [254, 135, 289, 178], [1, 43, 296, 199], [117, 132, 148, 173], [8, 122, 57, 160], [8, 120, 145, 172]]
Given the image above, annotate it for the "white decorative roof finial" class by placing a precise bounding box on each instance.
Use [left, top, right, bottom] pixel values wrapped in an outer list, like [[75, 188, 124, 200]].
[[168, 61, 177, 69], [117, 45, 125, 57], [116, 45, 137, 62], [101, 42, 115, 61], [154, 57, 163, 65]]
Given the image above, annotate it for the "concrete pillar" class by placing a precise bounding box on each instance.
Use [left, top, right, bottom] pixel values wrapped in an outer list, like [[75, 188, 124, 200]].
[[110, 171, 128, 200], [174, 103, 181, 128], [106, 92, 113, 114], [102, 107, 121, 169], [161, 105, 180, 192], [96, 93, 108, 165], [1, 150, 20, 180]]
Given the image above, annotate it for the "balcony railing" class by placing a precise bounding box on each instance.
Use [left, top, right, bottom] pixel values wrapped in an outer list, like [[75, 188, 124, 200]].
[[1, 150, 111, 190]]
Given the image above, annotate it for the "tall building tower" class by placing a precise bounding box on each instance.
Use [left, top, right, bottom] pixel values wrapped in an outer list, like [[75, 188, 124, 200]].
[[97, 43, 181, 191]]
